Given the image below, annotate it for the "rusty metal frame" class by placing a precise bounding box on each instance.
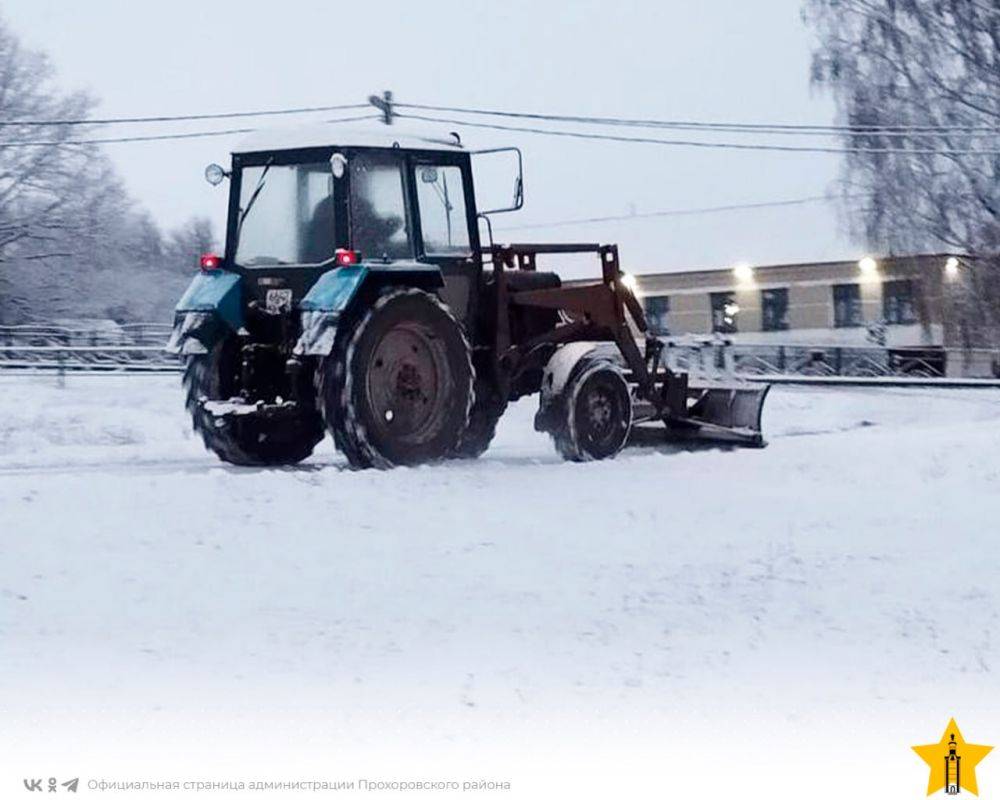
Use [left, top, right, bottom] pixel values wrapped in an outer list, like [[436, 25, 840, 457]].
[[490, 242, 668, 411]]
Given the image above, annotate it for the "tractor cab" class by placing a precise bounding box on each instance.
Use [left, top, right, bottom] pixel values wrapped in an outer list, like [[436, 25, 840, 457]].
[[215, 127, 489, 325]]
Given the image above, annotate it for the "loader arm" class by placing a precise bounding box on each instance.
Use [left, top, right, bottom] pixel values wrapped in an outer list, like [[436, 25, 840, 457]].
[[493, 243, 661, 407], [490, 242, 769, 447]]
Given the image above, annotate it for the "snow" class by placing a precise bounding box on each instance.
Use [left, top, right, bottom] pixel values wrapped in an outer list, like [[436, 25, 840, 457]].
[[2, 373, 1000, 796], [233, 124, 466, 155]]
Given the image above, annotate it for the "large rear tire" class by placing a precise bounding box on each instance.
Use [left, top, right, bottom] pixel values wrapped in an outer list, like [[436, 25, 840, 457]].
[[452, 373, 507, 459], [184, 338, 324, 466], [316, 287, 474, 469]]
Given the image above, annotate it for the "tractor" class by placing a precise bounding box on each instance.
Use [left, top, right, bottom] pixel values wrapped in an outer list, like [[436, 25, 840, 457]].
[[166, 123, 769, 468]]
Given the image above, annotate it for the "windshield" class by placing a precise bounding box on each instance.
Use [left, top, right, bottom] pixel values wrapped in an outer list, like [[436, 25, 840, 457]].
[[234, 162, 337, 266]]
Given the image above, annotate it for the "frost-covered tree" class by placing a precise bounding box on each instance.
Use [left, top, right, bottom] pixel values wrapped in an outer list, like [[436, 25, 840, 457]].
[[804, 0, 1000, 343], [0, 16, 214, 324], [0, 16, 99, 320]]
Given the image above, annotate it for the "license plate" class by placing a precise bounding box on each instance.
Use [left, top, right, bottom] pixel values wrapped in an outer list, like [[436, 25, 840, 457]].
[[265, 288, 293, 314]]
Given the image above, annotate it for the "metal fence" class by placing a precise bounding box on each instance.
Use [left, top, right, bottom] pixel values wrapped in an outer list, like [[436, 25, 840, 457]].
[[662, 340, 1000, 382], [0, 322, 172, 347], [0, 323, 179, 373], [2, 323, 999, 384]]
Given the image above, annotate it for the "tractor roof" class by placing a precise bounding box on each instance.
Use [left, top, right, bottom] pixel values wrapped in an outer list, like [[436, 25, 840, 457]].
[[232, 123, 465, 155]]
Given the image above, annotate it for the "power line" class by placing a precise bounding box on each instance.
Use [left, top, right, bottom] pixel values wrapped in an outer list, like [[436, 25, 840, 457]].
[[3, 92, 993, 137], [397, 101, 1000, 135], [0, 114, 382, 147], [0, 102, 370, 127], [496, 194, 866, 231], [396, 112, 1000, 156]]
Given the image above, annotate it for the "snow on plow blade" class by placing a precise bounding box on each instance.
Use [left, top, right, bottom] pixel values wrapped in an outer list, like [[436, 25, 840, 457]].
[[666, 381, 771, 447]]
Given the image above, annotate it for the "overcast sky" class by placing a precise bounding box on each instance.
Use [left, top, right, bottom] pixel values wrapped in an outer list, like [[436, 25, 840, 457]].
[[5, 0, 860, 276]]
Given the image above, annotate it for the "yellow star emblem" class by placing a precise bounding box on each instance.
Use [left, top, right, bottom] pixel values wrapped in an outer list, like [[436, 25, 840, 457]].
[[913, 719, 992, 796]]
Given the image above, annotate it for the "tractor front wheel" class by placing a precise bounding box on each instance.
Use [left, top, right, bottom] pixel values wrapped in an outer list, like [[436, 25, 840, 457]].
[[317, 287, 474, 469], [547, 357, 633, 462]]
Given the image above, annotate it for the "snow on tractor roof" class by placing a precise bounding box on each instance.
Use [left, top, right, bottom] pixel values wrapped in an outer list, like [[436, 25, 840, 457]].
[[232, 123, 466, 154]]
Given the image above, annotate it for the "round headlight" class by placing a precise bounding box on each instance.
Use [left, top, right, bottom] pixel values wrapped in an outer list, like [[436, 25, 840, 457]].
[[204, 163, 226, 186]]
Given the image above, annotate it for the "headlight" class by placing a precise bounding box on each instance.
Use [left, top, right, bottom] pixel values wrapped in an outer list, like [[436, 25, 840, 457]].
[[204, 163, 227, 186]]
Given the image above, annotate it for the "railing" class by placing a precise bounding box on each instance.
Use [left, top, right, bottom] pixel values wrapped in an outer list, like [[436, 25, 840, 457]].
[[0, 323, 180, 373], [0, 322, 172, 347], [2, 323, 999, 383], [662, 340, 1000, 382]]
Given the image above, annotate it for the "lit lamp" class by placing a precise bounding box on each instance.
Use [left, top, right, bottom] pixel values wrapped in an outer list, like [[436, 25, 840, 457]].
[[733, 262, 754, 283], [858, 256, 878, 275], [945, 257, 960, 279]]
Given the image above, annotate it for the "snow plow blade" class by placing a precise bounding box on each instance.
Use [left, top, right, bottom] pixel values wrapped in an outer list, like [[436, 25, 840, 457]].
[[631, 381, 770, 448], [667, 382, 770, 447]]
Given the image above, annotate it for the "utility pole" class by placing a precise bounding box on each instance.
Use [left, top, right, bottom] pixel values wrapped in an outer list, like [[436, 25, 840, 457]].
[[368, 90, 394, 125]]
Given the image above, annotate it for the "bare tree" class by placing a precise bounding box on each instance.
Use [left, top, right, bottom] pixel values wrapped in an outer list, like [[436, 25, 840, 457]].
[[166, 216, 216, 274], [0, 18, 99, 264], [0, 16, 216, 324], [804, 0, 1000, 343]]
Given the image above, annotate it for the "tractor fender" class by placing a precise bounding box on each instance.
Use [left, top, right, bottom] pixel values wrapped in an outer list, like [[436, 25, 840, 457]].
[[294, 263, 444, 356], [164, 270, 243, 355], [534, 341, 601, 434], [539, 341, 601, 404]]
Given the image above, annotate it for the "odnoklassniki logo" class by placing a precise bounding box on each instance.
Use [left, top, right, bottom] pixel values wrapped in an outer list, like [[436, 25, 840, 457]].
[[913, 719, 992, 796]]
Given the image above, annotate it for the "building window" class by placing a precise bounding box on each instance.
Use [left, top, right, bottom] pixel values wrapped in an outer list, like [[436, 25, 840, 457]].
[[883, 279, 918, 324], [644, 295, 670, 335], [710, 291, 739, 334], [833, 283, 863, 328], [761, 288, 789, 331]]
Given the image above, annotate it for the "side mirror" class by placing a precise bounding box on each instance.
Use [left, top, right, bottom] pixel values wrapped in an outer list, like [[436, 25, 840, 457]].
[[204, 163, 228, 186], [470, 147, 524, 215], [330, 152, 347, 179]]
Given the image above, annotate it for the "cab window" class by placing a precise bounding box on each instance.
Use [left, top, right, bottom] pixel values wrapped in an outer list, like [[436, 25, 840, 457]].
[[235, 162, 336, 266], [415, 164, 471, 257], [349, 152, 412, 261]]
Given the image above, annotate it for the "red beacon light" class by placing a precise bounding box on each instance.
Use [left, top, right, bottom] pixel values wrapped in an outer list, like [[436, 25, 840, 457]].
[[334, 248, 360, 266], [199, 253, 222, 271]]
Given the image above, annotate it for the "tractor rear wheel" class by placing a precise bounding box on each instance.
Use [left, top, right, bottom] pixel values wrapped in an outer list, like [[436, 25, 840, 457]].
[[452, 373, 507, 459], [317, 287, 473, 469], [184, 338, 324, 466], [548, 356, 633, 462]]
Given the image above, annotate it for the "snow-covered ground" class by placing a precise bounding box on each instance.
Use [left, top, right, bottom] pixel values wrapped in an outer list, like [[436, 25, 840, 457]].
[[2, 373, 999, 797]]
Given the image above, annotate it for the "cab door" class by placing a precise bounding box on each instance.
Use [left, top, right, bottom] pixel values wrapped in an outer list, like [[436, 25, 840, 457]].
[[409, 154, 482, 329]]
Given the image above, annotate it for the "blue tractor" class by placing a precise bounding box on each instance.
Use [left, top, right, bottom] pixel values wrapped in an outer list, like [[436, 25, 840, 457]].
[[166, 124, 768, 468]]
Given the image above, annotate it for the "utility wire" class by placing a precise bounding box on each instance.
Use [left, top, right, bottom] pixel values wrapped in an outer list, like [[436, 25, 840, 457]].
[[397, 101, 1000, 135], [396, 112, 1000, 156], [0, 114, 382, 147], [496, 194, 866, 231], [0, 102, 370, 127], [3, 94, 994, 136]]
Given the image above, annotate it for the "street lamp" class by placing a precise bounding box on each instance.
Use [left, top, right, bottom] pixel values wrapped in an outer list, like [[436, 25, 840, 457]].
[[733, 262, 754, 283], [858, 256, 878, 275]]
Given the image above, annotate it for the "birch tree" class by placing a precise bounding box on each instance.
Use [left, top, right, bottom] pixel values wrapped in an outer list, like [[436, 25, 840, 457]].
[[805, 0, 1000, 343]]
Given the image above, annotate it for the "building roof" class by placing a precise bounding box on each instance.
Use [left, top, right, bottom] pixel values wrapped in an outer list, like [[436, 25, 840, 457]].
[[621, 252, 972, 295], [232, 123, 465, 155], [633, 252, 968, 282]]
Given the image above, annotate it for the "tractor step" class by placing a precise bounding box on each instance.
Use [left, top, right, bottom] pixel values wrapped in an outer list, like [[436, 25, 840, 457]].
[[200, 397, 302, 420]]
